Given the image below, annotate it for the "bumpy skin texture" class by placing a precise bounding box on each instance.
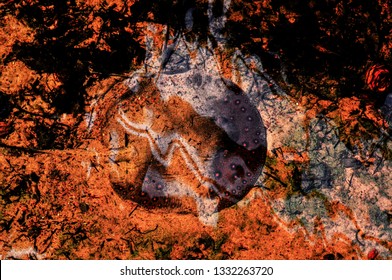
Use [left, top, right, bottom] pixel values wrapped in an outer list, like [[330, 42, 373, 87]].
[[103, 78, 267, 213], [213, 82, 266, 151], [210, 81, 267, 210]]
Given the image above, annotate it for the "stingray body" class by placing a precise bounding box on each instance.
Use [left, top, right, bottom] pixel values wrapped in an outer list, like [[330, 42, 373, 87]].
[[102, 77, 267, 215]]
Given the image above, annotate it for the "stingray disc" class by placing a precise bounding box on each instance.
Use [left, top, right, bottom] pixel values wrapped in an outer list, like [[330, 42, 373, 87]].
[[101, 75, 267, 216]]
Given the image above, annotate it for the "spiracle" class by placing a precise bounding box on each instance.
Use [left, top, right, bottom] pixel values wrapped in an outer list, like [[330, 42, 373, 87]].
[[101, 76, 267, 215]]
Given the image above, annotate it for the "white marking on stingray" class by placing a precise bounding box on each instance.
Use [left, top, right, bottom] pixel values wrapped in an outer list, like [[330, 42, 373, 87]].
[[116, 109, 224, 200]]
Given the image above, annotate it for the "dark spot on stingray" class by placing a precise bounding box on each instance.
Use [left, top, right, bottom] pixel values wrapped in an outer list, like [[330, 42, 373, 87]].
[[235, 99, 241, 105], [232, 190, 237, 194], [214, 78, 223, 88], [230, 164, 236, 170], [241, 107, 246, 112], [229, 116, 234, 120], [247, 116, 253, 121], [215, 171, 222, 178], [156, 183, 163, 190], [192, 73, 203, 88], [235, 165, 245, 177], [225, 191, 230, 197], [254, 139, 259, 144], [242, 141, 248, 148], [205, 76, 212, 84], [242, 180, 247, 184]]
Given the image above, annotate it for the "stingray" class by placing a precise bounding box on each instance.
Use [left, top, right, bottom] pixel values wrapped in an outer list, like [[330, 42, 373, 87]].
[[102, 77, 267, 217]]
